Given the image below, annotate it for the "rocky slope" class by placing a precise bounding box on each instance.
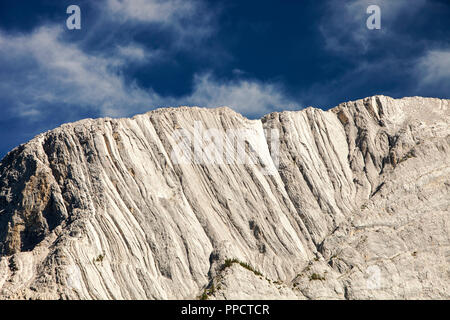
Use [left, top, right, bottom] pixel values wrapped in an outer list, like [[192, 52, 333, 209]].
[[0, 95, 448, 299]]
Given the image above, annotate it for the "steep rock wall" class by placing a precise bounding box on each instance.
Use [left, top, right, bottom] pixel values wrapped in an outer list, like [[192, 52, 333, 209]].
[[0, 96, 448, 299]]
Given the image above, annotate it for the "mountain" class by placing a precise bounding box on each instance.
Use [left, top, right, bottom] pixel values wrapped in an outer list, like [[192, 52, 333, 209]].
[[0, 95, 448, 299]]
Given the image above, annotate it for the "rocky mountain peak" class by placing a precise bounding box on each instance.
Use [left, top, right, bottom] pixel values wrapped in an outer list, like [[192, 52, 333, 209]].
[[0, 95, 448, 299]]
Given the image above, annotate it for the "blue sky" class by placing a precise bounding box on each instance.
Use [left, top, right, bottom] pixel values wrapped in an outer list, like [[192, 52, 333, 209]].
[[0, 0, 449, 158]]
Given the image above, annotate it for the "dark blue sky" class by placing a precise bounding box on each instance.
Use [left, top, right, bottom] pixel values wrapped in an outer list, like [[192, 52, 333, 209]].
[[0, 0, 449, 158]]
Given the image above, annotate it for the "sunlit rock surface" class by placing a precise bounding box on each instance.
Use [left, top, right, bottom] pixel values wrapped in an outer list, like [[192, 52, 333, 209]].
[[0, 96, 448, 299]]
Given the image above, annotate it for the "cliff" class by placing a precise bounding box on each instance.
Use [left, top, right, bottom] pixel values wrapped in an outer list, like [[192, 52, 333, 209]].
[[0, 95, 448, 299]]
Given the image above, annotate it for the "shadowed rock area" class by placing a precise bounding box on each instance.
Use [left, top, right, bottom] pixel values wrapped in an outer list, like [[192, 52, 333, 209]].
[[0, 95, 448, 299]]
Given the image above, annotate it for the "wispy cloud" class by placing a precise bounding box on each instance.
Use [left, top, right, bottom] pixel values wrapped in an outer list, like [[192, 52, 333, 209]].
[[0, 24, 298, 120], [415, 49, 450, 95], [106, 0, 197, 23], [319, 0, 427, 55], [115, 43, 162, 63], [104, 0, 216, 48], [314, 0, 450, 101], [185, 73, 301, 117], [0, 26, 159, 118], [0, 0, 216, 119]]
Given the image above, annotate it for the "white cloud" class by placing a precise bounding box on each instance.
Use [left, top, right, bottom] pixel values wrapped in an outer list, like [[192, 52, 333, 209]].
[[104, 0, 215, 47], [415, 49, 450, 94], [320, 0, 427, 54], [314, 0, 450, 101], [115, 44, 162, 63], [0, 26, 159, 118], [106, 0, 197, 24], [117, 44, 146, 61], [0, 26, 299, 120], [186, 73, 300, 117]]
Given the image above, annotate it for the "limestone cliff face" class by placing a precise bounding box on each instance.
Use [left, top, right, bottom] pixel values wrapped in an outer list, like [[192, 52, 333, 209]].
[[0, 96, 448, 299]]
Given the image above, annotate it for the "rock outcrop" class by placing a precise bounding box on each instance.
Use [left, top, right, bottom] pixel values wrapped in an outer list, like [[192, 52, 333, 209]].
[[0, 95, 448, 299]]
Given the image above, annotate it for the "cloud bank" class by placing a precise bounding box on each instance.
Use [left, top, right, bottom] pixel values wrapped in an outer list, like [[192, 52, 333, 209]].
[[0, 20, 299, 120], [415, 49, 450, 96]]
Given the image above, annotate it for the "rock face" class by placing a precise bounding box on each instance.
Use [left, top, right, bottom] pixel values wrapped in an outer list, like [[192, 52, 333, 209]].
[[0, 95, 448, 299]]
